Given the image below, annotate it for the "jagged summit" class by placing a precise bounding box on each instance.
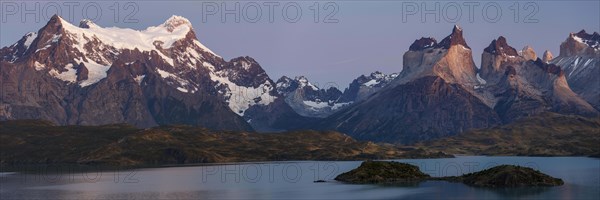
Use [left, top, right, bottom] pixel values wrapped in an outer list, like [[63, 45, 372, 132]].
[[571, 30, 600, 49], [409, 37, 437, 51], [78, 19, 98, 28], [572, 29, 600, 47], [408, 26, 470, 51], [453, 25, 462, 31], [521, 45, 537, 61], [400, 25, 478, 86], [484, 36, 518, 56], [162, 15, 193, 32], [542, 50, 553, 63], [37, 14, 67, 35], [48, 14, 63, 24], [559, 29, 600, 57], [437, 25, 470, 49]]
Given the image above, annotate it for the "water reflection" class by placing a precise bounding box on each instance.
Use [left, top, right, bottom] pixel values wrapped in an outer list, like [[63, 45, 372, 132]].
[[1, 156, 598, 200]]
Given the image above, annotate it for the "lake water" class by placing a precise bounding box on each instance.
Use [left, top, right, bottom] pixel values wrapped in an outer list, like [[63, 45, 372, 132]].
[[1, 156, 598, 199]]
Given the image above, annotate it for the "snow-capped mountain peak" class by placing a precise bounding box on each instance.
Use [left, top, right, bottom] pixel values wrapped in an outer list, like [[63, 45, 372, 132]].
[[275, 75, 350, 118], [1, 14, 225, 89], [161, 15, 193, 32], [559, 30, 600, 57], [78, 19, 98, 29], [356, 71, 398, 87], [295, 76, 318, 90], [1, 14, 300, 131], [571, 30, 600, 49]]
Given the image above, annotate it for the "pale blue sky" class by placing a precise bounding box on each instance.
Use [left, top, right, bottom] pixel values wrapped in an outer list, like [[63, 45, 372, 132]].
[[1, 1, 598, 88]]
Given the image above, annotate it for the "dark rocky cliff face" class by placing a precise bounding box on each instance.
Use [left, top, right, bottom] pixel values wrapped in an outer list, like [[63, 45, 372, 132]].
[[338, 71, 398, 103], [483, 36, 518, 56], [551, 30, 600, 111], [481, 36, 598, 123], [318, 76, 500, 144]]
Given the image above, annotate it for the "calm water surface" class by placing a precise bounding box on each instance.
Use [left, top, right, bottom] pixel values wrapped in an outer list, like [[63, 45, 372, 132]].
[[1, 156, 598, 199]]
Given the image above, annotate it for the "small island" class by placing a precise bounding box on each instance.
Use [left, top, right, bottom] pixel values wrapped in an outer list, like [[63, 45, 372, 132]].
[[454, 165, 564, 187], [335, 161, 564, 188], [334, 161, 430, 184]]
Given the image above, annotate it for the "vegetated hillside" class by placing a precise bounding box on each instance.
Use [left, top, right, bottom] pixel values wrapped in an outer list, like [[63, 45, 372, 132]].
[[0, 120, 449, 169], [414, 113, 600, 156]]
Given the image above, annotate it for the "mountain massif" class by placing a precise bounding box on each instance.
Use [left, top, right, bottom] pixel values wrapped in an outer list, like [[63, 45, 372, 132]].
[[314, 26, 598, 144], [1, 16, 598, 144], [0, 15, 306, 131], [315, 26, 502, 143]]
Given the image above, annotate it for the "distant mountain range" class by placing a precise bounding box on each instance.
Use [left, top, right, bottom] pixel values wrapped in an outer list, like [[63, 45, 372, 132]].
[[275, 71, 397, 118], [1, 15, 598, 144]]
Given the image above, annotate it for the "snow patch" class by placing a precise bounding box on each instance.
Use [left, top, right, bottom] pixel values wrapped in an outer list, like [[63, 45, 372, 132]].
[[34, 61, 45, 71], [49, 64, 77, 83], [77, 59, 111, 87], [157, 68, 171, 79], [241, 61, 252, 70], [134, 75, 145, 85], [583, 58, 592, 67], [569, 57, 581, 77], [303, 100, 329, 109], [156, 68, 190, 87], [203, 62, 216, 71], [50, 34, 62, 43], [210, 72, 276, 116], [303, 100, 353, 111], [459, 45, 470, 51], [572, 35, 584, 44], [363, 79, 380, 87], [23, 32, 37, 49], [332, 102, 353, 110], [476, 73, 487, 85], [35, 45, 51, 53], [176, 87, 187, 93]]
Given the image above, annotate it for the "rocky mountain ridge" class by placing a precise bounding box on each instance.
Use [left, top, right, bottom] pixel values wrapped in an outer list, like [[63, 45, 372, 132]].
[[550, 30, 600, 110], [275, 71, 398, 118], [314, 26, 598, 144], [1, 16, 598, 144], [0, 15, 304, 131]]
